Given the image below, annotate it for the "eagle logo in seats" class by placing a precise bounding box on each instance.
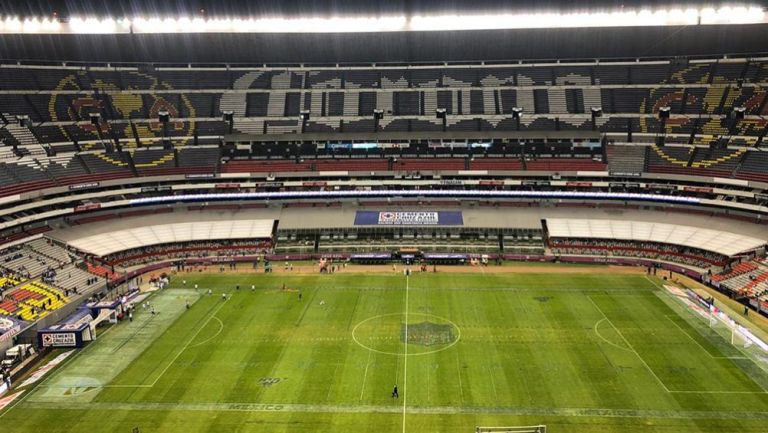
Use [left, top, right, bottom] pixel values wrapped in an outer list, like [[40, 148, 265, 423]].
[[49, 71, 195, 166]]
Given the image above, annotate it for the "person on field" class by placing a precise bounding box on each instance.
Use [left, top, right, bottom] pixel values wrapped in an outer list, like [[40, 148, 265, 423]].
[[392, 385, 398, 398]]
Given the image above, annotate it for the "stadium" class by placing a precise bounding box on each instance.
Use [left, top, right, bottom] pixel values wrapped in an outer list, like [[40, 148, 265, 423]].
[[0, 0, 768, 432]]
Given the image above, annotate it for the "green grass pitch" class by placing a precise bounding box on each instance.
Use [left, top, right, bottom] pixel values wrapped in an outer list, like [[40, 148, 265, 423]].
[[2, 270, 768, 432]]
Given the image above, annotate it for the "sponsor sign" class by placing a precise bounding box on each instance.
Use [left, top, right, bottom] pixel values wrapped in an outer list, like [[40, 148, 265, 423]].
[[609, 182, 641, 188], [0, 317, 21, 343], [350, 253, 392, 259], [257, 182, 284, 188], [682, 186, 714, 194], [0, 391, 21, 408], [566, 181, 592, 187], [141, 185, 172, 193], [479, 180, 504, 186], [354, 211, 463, 226], [40, 332, 77, 347], [216, 183, 241, 189], [74, 203, 101, 213], [609, 171, 642, 177], [521, 180, 550, 186], [68, 182, 100, 191], [646, 183, 677, 190], [303, 181, 327, 187], [185, 173, 215, 179], [0, 324, 21, 343], [423, 253, 468, 259], [17, 350, 75, 388]]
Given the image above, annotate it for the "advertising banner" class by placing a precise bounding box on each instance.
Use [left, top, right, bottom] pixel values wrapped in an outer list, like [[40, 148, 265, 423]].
[[354, 211, 463, 226], [40, 332, 77, 347]]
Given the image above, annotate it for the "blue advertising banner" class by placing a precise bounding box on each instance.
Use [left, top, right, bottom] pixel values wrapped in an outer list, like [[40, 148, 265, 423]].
[[354, 211, 463, 226], [350, 253, 392, 259], [423, 253, 468, 260]]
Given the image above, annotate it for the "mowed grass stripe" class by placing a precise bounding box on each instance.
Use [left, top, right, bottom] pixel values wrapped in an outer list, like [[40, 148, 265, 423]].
[[5, 272, 768, 433], [590, 292, 767, 396]]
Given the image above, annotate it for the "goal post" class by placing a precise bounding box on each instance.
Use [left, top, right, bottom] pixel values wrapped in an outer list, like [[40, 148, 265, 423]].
[[476, 425, 546, 433]]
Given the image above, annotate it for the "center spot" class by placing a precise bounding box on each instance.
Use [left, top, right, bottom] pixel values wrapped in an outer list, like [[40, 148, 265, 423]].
[[352, 313, 460, 356]]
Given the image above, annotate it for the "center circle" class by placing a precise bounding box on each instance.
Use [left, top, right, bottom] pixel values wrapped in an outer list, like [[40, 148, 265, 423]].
[[352, 312, 461, 356]]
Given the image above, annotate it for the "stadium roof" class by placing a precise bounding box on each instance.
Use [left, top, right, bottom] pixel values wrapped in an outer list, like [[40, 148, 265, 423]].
[[547, 218, 767, 256], [0, 1, 765, 64], [0, 1, 760, 18]]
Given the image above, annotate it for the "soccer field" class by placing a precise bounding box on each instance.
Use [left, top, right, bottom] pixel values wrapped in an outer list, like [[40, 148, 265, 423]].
[[2, 269, 768, 433]]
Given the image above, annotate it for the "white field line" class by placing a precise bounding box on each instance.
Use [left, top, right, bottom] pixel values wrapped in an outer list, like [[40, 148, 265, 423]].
[[402, 275, 409, 433], [145, 298, 229, 387], [0, 324, 119, 418], [359, 348, 373, 401], [663, 315, 747, 360], [587, 295, 671, 393]]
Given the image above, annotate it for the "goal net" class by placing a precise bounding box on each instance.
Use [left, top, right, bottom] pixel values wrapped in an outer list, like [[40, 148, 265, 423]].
[[476, 425, 546, 433]]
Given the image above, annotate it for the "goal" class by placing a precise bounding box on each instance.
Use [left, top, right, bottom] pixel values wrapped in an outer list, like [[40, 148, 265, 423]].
[[476, 426, 546, 433]]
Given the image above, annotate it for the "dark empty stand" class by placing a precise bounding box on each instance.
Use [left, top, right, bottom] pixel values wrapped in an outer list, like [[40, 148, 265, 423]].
[[736, 152, 768, 183], [594, 65, 630, 85], [177, 147, 219, 170], [0, 95, 35, 119], [195, 121, 228, 136], [394, 158, 465, 171], [409, 69, 442, 88], [712, 62, 747, 83], [607, 145, 647, 174], [645, 145, 744, 178], [43, 155, 90, 179], [306, 71, 343, 89], [408, 119, 443, 132], [33, 125, 69, 144], [382, 119, 411, 132], [131, 149, 176, 174], [158, 70, 231, 89], [304, 121, 338, 133], [610, 89, 650, 113], [516, 67, 553, 86], [628, 64, 670, 84], [222, 159, 313, 173], [246, 93, 269, 117], [469, 158, 523, 170], [444, 69, 477, 87], [446, 119, 479, 132], [525, 158, 606, 171], [79, 152, 133, 174], [345, 70, 380, 89], [313, 159, 389, 171], [0, 68, 39, 90]]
